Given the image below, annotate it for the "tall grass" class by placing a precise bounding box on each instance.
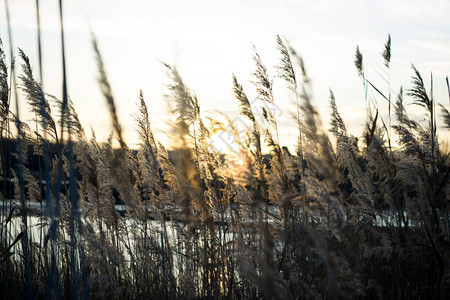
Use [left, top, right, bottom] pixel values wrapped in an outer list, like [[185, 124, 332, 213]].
[[0, 7, 449, 299]]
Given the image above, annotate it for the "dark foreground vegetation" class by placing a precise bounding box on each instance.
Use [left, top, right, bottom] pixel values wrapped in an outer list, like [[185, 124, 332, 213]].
[[1, 3, 450, 299]]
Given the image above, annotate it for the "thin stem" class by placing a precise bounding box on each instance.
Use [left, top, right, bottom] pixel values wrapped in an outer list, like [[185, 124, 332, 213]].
[[4, 0, 32, 299]]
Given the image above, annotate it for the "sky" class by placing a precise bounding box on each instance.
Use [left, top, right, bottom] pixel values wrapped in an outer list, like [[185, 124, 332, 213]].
[[1, 0, 449, 150]]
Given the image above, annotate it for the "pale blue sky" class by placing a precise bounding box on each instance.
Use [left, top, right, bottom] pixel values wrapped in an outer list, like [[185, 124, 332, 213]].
[[1, 0, 449, 148]]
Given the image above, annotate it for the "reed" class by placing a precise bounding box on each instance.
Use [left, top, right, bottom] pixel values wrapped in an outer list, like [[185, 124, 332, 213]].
[[0, 7, 449, 299]]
